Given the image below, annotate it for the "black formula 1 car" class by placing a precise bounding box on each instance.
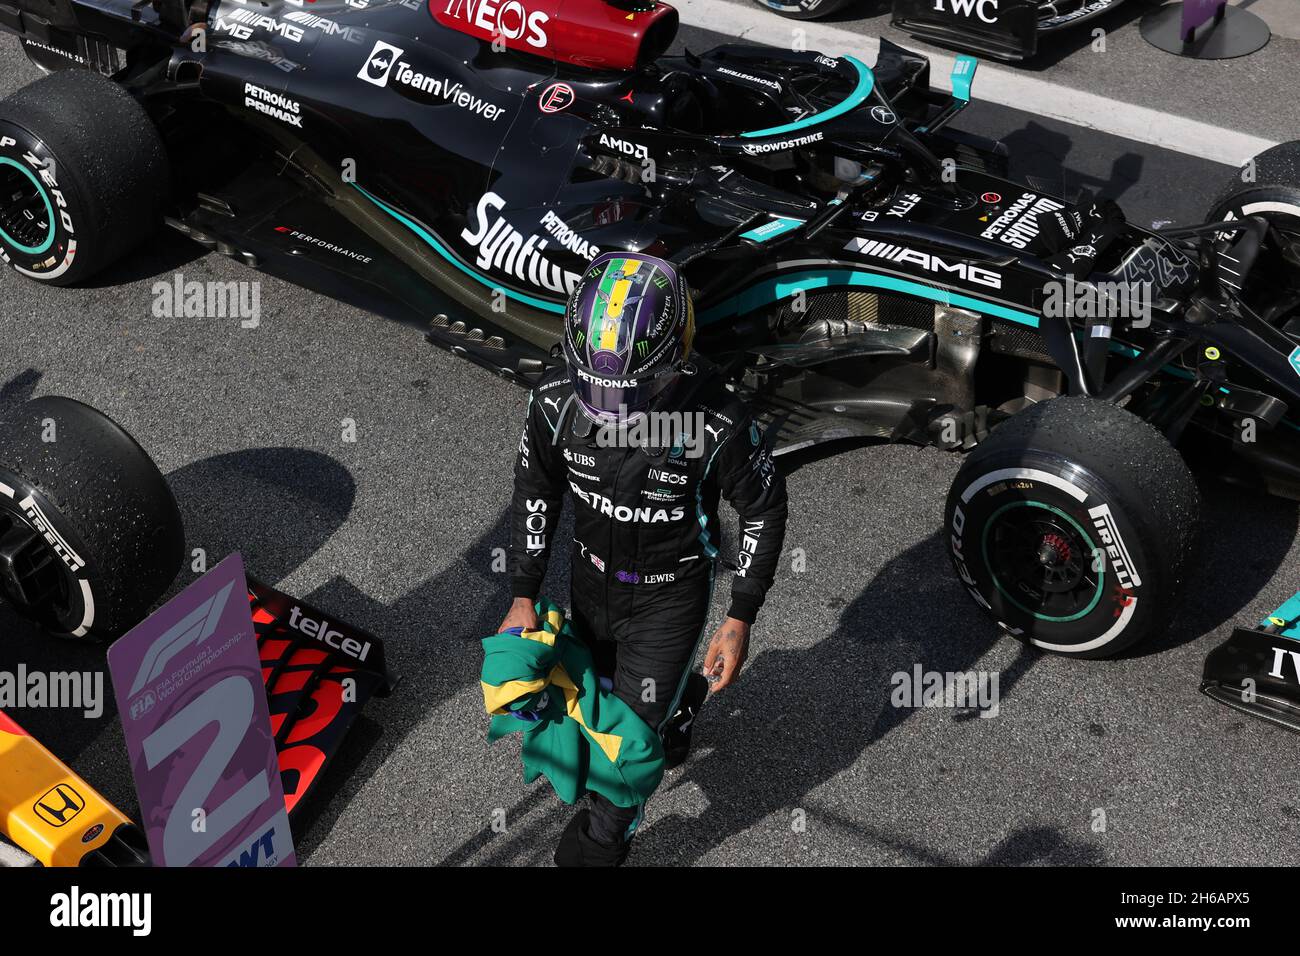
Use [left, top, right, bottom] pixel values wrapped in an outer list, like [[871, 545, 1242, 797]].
[[1, 0, 1299, 661], [756, 0, 1131, 61]]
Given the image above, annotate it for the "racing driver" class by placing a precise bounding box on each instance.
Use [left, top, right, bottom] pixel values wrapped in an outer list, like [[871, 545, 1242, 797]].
[[499, 252, 788, 867]]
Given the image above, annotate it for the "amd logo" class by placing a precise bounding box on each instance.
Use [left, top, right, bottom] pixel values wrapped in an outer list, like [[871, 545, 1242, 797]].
[[933, 0, 999, 23]]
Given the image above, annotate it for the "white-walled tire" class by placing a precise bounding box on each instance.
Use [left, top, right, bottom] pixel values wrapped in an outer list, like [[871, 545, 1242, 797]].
[[0, 70, 169, 285], [1207, 141, 1300, 323], [754, 0, 853, 20], [944, 397, 1199, 659], [0, 398, 184, 640]]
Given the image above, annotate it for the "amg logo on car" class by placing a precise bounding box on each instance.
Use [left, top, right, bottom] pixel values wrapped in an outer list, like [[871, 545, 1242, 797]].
[[243, 83, 303, 127], [19, 495, 85, 572], [282, 10, 369, 43], [441, 0, 549, 49], [932, 0, 998, 22], [1088, 503, 1142, 590], [288, 605, 375, 662], [214, 9, 304, 42], [844, 238, 1003, 290]]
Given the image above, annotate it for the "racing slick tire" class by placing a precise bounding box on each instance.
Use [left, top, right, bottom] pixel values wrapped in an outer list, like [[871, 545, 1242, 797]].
[[754, 0, 853, 20], [0, 397, 184, 640], [943, 396, 1199, 659], [1208, 141, 1300, 322], [0, 70, 169, 286]]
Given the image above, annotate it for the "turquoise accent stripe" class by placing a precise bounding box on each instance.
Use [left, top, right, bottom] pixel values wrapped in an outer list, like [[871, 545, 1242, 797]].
[[0, 157, 55, 256], [697, 268, 1040, 328], [740, 216, 805, 243], [950, 55, 978, 103], [1263, 592, 1300, 641], [739, 55, 875, 139], [351, 182, 565, 314]]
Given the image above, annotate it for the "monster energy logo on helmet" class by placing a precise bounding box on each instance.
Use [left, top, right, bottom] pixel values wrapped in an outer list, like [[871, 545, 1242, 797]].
[[563, 252, 694, 425]]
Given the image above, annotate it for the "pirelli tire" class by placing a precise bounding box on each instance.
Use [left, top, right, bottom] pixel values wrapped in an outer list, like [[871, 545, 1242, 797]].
[[0, 397, 184, 641], [754, 0, 853, 20], [1207, 141, 1300, 319], [0, 70, 169, 285], [944, 396, 1199, 659]]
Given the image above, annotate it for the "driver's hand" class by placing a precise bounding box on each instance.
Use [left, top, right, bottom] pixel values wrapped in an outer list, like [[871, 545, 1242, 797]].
[[702, 617, 751, 693], [499, 597, 540, 634]]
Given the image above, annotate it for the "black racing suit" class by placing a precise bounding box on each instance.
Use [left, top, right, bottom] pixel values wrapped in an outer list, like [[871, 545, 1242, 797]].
[[510, 358, 788, 844]]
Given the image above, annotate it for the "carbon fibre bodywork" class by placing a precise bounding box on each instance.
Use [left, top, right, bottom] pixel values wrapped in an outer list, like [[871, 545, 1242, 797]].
[[1, 0, 1299, 483]]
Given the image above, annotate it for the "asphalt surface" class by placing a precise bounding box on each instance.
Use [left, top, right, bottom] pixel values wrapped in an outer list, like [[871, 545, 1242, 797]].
[[3, 22, 1300, 867]]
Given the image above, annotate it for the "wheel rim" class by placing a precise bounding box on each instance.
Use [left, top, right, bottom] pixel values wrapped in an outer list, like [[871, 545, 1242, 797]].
[[982, 500, 1105, 623], [0, 156, 56, 256], [0, 496, 78, 630]]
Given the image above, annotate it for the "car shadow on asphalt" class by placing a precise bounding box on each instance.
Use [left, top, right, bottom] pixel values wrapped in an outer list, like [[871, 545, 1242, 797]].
[[626, 526, 1108, 865]]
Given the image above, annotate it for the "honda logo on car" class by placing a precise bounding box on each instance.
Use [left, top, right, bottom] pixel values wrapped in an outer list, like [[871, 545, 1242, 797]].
[[440, 0, 549, 48], [933, 0, 999, 23], [1087, 503, 1142, 589], [844, 238, 1003, 290], [288, 605, 375, 662]]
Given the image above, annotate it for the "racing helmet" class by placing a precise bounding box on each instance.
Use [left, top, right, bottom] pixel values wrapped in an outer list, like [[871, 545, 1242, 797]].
[[563, 252, 694, 425]]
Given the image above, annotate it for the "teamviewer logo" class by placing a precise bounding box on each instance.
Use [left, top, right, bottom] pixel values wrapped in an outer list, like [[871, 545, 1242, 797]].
[[358, 40, 403, 87]]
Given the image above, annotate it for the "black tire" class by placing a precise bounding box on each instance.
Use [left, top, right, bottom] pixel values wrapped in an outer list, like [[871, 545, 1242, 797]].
[[1206, 140, 1300, 324], [754, 0, 853, 20], [0, 70, 169, 285], [0, 397, 184, 640], [944, 397, 1199, 659]]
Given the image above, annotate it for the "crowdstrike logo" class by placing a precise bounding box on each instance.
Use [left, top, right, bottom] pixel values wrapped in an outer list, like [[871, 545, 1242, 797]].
[[358, 39, 404, 86]]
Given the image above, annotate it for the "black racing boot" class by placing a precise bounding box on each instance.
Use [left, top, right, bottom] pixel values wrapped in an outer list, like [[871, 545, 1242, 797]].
[[661, 672, 710, 771], [554, 809, 631, 867]]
